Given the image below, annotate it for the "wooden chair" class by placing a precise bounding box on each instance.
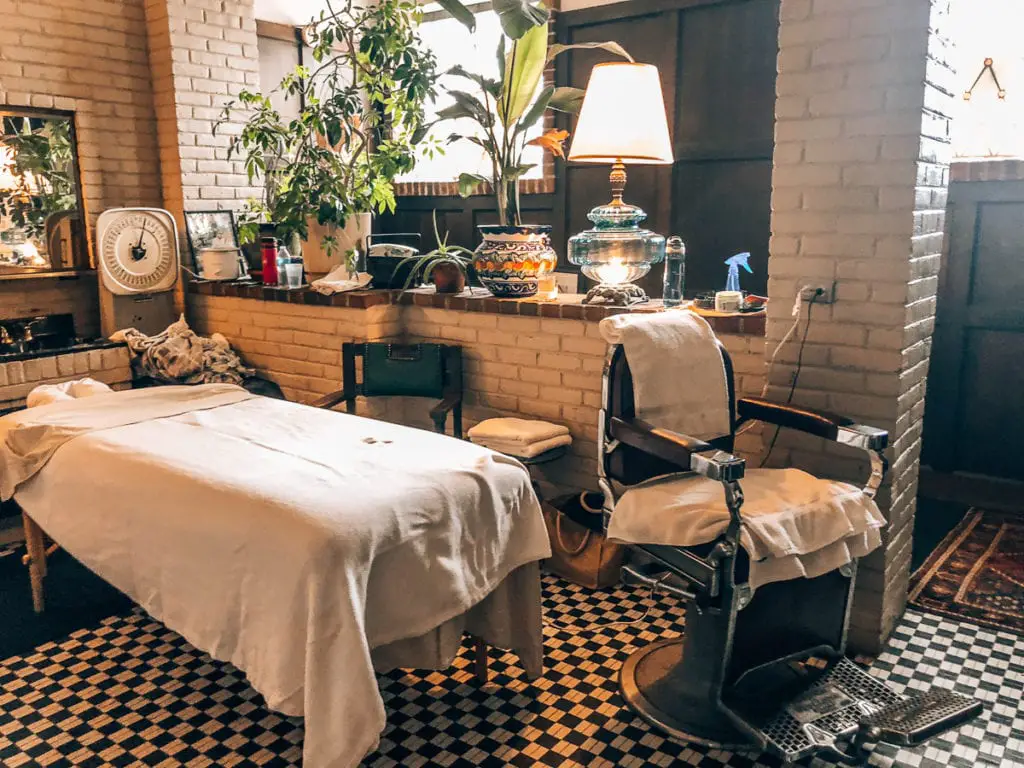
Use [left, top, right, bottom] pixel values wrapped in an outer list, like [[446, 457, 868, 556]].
[[313, 342, 463, 437]]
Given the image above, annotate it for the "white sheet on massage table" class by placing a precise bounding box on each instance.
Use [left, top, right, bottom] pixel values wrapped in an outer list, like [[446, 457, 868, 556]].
[[6, 387, 551, 768]]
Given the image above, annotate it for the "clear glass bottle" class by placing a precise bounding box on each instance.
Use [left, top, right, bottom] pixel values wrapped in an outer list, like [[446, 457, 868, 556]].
[[662, 236, 686, 307]]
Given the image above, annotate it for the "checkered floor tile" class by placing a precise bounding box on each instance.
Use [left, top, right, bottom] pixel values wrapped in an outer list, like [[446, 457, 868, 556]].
[[0, 571, 1020, 767]]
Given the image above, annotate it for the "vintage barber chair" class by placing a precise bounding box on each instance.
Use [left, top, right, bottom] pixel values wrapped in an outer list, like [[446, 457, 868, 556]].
[[598, 331, 981, 764]]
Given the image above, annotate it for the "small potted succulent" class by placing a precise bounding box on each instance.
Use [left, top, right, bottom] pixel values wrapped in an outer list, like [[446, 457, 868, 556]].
[[393, 212, 474, 294]]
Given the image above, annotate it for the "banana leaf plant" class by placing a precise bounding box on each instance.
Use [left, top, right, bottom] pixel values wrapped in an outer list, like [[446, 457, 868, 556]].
[[434, 13, 631, 226]]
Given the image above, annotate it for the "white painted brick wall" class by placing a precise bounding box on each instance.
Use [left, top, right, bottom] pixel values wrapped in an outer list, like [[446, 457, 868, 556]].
[[770, 0, 955, 653]]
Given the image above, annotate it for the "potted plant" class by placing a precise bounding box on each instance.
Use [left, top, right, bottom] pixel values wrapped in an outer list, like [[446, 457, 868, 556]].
[[436, 10, 631, 297], [392, 212, 474, 294], [218, 0, 440, 278]]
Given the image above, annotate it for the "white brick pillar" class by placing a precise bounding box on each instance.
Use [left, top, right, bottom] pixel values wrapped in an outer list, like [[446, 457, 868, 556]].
[[142, 0, 263, 311], [768, 0, 955, 653]]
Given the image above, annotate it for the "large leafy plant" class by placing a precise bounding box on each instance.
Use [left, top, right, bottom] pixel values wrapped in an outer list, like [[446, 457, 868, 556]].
[[435, 3, 630, 226], [218, 0, 439, 256]]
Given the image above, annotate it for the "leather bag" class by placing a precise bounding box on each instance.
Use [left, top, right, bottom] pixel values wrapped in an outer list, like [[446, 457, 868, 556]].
[[542, 494, 625, 589]]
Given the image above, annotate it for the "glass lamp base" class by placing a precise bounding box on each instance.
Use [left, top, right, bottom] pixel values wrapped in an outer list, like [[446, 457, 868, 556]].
[[583, 283, 649, 306]]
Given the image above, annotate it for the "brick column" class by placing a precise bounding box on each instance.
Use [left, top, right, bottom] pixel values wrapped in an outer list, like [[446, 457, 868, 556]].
[[142, 0, 262, 311], [768, 0, 955, 653]]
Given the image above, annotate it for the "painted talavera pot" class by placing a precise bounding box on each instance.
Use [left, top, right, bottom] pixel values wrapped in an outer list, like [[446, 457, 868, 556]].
[[473, 224, 558, 298]]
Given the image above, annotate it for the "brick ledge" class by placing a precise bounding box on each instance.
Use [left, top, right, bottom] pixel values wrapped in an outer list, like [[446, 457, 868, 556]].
[[188, 281, 767, 337]]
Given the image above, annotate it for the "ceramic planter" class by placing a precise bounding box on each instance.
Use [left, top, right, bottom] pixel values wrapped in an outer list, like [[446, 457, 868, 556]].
[[472, 224, 557, 298]]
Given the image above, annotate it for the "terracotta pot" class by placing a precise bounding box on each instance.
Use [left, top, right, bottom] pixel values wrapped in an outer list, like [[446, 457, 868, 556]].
[[431, 261, 466, 294], [472, 224, 557, 298]]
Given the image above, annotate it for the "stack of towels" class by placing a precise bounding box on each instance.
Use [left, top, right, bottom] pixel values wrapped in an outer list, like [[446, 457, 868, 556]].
[[467, 418, 572, 459]]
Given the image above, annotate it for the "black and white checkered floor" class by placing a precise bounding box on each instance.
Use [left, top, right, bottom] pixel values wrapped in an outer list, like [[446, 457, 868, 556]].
[[0, 570, 1020, 768]]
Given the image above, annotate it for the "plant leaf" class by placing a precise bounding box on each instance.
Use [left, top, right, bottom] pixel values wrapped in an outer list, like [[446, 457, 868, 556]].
[[447, 65, 501, 99], [437, 103, 476, 121], [515, 85, 553, 135], [496, 35, 506, 82], [548, 86, 586, 114], [435, 0, 477, 32], [449, 89, 492, 125], [502, 162, 536, 181], [491, 0, 549, 39], [501, 23, 548, 126], [546, 41, 633, 64], [458, 172, 490, 197]]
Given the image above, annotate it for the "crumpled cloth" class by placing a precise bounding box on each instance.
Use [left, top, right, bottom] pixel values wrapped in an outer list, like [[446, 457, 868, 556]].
[[110, 315, 252, 386], [310, 266, 372, 295]]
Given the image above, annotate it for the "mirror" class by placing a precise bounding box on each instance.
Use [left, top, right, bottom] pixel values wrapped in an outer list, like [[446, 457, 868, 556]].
[[0, 108, 86, 275]]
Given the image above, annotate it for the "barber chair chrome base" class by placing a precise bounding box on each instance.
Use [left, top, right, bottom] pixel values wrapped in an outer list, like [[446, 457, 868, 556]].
[[598, 340, 983, 765]]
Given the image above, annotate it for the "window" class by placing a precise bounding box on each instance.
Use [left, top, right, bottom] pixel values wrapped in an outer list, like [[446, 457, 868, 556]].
[[394, 9, 552, 194], [950, 0, 1023, 160]]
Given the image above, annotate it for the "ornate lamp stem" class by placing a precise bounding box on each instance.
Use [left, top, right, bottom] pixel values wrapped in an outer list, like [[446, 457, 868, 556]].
[[609, 158, 627, 206]]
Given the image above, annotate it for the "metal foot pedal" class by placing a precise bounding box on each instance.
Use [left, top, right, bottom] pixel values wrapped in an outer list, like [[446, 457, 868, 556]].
[[723, 658, 982, 764], [856, 688, 983, 747]]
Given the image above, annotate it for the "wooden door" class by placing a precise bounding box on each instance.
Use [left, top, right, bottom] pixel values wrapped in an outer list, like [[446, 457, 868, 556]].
[[923, 180, 1024, 481]]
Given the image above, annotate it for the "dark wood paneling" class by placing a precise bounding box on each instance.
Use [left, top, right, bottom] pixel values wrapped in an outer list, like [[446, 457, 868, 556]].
[[970, 202, 1024, 307], [675, 0, 778, 160], [379, 0, 778, 298], [923, 179, 1024, 484], [670, 159, 773, 295], [955, 329, 1024, 481]]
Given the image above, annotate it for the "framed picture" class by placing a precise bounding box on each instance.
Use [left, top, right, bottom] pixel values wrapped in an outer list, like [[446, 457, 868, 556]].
[[184, 210, 239, 269]]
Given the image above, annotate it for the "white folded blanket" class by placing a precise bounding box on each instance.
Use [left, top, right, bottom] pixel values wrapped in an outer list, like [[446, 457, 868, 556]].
[[468, 417, 569, 446], [472, 433, 572, 458]]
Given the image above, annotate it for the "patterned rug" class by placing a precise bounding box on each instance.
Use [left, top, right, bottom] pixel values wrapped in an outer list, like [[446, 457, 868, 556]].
[[910, 508, 1024, 634]]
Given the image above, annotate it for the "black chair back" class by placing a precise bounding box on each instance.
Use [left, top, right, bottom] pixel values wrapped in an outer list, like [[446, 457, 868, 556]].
[[342, 342, 463, 436]]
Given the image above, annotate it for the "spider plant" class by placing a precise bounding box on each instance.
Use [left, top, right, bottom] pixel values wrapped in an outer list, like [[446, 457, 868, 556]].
[[393, 212, 474, 292]]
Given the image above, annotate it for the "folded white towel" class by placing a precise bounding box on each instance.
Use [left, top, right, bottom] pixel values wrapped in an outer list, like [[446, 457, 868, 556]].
[[467, 417, 569, 446], [471, 433, 572, 458], [310, 266, 373, 295], [26, 378, 113, 408]]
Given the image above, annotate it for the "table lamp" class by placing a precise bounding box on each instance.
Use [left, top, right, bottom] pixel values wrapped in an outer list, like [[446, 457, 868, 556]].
[[567, 62, 674, 305]]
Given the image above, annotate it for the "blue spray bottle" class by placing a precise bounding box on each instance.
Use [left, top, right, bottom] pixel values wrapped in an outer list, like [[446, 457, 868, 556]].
[[724, 252, 753, 292]]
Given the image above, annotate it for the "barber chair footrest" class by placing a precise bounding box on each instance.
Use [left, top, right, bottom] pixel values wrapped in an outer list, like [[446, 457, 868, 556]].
[[725, 658, 981, 764]]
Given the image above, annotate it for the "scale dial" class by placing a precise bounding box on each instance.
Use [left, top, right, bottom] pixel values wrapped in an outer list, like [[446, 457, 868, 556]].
[[97, 208, 179, 295]]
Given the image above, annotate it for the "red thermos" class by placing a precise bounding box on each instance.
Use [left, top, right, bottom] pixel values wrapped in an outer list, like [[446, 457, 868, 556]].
[[260, 237, 279, 286]]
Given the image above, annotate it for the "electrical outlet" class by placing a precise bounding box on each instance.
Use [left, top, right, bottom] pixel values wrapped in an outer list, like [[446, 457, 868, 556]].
[[800, 281, 836, 304]]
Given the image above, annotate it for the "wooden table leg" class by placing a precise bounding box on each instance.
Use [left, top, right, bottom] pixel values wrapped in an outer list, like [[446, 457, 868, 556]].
[[21, 513, 46, 614], [473, 636, 489, 684]]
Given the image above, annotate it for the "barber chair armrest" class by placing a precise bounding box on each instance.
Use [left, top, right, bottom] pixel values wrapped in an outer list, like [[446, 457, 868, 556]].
[[737, 397, 888, 451], [311, 389, 347, 410], [737, 397, 888, 498], [609, 417, 745, 482]]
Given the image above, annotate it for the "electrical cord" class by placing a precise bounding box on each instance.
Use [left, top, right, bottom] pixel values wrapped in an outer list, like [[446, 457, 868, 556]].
[[761, 292, 819, 467]]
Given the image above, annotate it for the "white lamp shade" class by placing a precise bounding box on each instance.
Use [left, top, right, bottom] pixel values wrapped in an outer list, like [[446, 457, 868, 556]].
[[567, 62, 674, 165]]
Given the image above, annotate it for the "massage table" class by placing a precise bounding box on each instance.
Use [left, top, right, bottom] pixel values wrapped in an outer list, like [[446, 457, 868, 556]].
[[0, 384, 552, 768]]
